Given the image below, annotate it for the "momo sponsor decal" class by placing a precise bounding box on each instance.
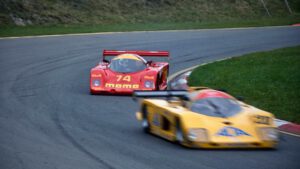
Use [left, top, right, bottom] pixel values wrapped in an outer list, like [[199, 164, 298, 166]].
[[105, 83, 139, 89]]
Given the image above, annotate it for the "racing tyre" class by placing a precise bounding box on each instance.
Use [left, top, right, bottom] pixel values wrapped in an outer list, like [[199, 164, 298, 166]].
[[142, 105, 150, 133], [156, 75, 161, 90], [175, 119, 184, 144]]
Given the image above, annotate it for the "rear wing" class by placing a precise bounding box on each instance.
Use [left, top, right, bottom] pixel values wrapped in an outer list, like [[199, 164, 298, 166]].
[[133, 90, 189, 101], [103, 50, 169, 61]]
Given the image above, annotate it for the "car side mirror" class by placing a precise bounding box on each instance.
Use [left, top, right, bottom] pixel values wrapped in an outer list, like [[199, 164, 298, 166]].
[[147, 60, 153, 65]]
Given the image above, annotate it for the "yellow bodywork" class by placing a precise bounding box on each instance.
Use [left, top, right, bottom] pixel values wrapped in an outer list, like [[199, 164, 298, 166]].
[[136, 93, 278, 149]]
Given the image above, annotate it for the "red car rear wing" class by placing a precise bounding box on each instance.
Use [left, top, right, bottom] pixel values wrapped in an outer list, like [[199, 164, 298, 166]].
[[103, 50, 169, 61]]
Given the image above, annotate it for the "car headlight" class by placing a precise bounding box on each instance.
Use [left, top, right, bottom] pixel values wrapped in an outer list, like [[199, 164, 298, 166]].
[[93, 80, 101, 87], [254, 115, 271, 125], [187, 128, 208, 142], [144, 81, 154, 88], [260, 128, 278, 141]]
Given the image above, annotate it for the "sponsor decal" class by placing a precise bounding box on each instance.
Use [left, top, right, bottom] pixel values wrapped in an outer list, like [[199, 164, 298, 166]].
[[91, 74, 102, 77], [152, 113, 160, 126], [144, 75, 155, 80], [216, 127, 251, 137], [105, 83, 139, 89], [91, 87, 102, 90]]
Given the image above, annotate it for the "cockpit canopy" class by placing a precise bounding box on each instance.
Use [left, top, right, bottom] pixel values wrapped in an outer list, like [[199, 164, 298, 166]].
[[188, 89, 242, 117], [109, 54, 147, 73]]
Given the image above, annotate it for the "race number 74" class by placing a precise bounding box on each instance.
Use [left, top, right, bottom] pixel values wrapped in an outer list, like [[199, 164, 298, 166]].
[[116, 75, 131, 82]]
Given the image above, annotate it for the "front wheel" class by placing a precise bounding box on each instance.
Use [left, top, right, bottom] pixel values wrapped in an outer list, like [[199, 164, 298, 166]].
[[175, 119, 184, 144], [142, 105, 150, 133], [90, 89, 95, 95]]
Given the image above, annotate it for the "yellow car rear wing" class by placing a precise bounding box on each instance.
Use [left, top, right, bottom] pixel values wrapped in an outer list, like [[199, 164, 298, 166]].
[[132, 90, 189, 101]]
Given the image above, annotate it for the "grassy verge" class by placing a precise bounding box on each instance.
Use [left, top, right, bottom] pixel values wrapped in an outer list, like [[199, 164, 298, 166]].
[[1, 16, 299, 37], [188, 46, 300, 123]]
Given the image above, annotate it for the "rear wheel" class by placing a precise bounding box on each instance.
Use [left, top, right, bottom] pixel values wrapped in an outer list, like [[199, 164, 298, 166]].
[[155, 75, 161, 90], [162, 68, 169, 90], [165, 68, 169, 90]]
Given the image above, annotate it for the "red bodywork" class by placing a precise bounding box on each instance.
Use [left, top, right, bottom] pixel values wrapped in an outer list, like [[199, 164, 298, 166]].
[[194, 89, 234, 100], [90, 50, 169, 95]]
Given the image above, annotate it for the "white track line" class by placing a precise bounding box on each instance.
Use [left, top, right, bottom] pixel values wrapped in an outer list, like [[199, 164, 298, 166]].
[[0, 25, 290, 40]]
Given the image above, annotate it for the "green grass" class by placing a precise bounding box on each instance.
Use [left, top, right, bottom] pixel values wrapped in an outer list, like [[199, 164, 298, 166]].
[[1, 0, 300, 37], [188, 46, 300, 123], [0, 16, 299, 37]]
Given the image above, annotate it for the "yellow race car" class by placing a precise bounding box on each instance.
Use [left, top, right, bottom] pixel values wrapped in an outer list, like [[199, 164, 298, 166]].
[[133, 88, 278, 149]]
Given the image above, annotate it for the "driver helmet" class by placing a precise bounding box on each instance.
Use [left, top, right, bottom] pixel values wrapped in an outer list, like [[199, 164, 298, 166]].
[[190, 89, 234, 101], [119, 58, 130, 67], [114, 54, 146, 67]]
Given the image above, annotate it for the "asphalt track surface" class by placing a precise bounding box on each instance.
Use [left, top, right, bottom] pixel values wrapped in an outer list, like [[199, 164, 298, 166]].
[[1, 26, 300, 169]]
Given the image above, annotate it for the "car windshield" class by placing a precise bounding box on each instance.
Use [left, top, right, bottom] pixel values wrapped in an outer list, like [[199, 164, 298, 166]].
[[109, 58, 147, 73], [190, 97, 242, 117]]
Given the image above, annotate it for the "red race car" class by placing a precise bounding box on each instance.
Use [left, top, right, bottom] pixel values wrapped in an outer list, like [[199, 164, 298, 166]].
[[90, 50, 169, 94]]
